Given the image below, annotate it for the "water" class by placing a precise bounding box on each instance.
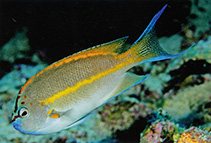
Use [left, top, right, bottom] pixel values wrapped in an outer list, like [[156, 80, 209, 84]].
[[0, 1, 210, 142]]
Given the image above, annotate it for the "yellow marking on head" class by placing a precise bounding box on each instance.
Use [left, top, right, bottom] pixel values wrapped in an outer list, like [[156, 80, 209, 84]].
[[47, 109, 53, 117], [50, 114, 60, 118], [41, 56, 133, 105]]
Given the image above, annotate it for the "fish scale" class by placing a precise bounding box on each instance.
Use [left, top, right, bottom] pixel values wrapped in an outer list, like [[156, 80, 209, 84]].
[[45, 55, 126, 111]]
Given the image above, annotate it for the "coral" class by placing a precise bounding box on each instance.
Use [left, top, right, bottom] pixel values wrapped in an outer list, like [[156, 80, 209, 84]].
[[0, 28, 30, 63], [0, 64, 46, 103], [140, 110, 184, 143], [98, 101, 154, 134], [178, 127, 211, 143], [140, 111, 211, 143], [165, 35, 211, 75], [156, 35, 211, 123], [139, 33, 211, 142], [188, 0, 211, 38], [140, 121, 178, 143], [163, 59, 211, 93], [159, 34, 184, 55], [163, 81, 211, 121], [140, 36, 211, 94]]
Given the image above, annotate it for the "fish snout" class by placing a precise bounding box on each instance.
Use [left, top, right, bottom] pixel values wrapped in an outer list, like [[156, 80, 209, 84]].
[[12, 120, 23, 131]]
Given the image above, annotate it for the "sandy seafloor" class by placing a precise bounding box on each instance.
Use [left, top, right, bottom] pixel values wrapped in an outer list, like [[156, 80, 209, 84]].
[[0, 0, 211, 143]]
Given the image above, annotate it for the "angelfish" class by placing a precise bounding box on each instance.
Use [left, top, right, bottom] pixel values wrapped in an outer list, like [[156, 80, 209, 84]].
[[12, 5, 192, 135]]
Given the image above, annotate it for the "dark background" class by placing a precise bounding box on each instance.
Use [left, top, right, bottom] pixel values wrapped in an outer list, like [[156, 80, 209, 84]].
[[0, 0, 191, 63], [0, 0, 191, 142]]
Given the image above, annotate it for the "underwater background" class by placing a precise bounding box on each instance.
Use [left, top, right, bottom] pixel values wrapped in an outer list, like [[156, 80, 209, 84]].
[[0, 0, 211, 142]]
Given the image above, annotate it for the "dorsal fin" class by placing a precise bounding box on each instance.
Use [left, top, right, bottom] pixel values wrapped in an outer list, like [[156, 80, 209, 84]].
[[70, 36, 128, 59], [93, 36, 128, 52]]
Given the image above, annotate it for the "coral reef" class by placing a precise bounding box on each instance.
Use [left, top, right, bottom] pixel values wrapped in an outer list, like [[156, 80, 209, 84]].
[[140, 120, 177, 143], [0, 64, 46, 102], [0, 28, 30, 63], [0, 1, 211, 142], [140, 110, 184, 143], [140, 110, 211, 143], [0, 27, 210, 143], [1, 28, 209, 143], [138, 10, 211, 141], [188, 0, 211, 38], [178, 127, 211, 143], [98, 101, 154, 134], [163, 81, 211, 122]]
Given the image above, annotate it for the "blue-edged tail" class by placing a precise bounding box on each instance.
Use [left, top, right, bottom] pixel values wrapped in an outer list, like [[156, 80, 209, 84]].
[[124, 4, 194, 65]]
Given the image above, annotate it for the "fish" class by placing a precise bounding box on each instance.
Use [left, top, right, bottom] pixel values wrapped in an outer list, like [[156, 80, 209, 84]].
[[11, 4, 193, 135]]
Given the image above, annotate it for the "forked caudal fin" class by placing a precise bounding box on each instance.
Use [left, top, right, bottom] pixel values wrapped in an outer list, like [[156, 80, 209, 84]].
[[126, 4, 194, 65]]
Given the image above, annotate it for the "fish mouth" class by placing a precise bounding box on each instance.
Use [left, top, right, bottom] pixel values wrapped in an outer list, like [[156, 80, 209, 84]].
[[12, 121, 22, 131], [12, 116, 56, 135], [12, 120, 42, 135]]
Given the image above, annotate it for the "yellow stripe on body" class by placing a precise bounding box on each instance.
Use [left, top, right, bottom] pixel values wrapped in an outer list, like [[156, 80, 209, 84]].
[[19, 51, 115, 95], [19, 39, 125, 95], [41, 55, 134, 105]]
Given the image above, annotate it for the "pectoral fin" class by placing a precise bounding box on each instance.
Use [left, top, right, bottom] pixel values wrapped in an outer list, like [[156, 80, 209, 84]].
[[47, 109, 61, 119], [101, 72, 149, 104]]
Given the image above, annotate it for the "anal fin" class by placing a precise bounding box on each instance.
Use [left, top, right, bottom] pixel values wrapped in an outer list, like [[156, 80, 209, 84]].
[[101, 72, 149, 104]]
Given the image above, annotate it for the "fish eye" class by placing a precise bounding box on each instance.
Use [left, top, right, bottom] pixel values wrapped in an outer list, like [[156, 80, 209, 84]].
[[19, 107, 29, 118]]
